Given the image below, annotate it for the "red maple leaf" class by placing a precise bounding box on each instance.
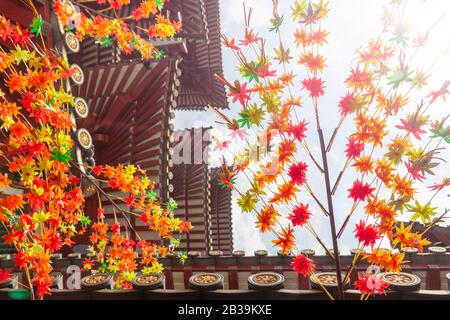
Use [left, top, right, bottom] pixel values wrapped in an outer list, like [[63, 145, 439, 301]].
[[396, 118, 426, 140], [11, 25, 32, 48], [427, 80, 450, 104], [354, 273, 390, 296], [405, 161, 425, 182], [0, 17, 14, 42], [348, 180, 375, 202], [291, 254, 315, 276], [0, 268, 11, 282], [223, 38, 240, 51], [132, 8, 143, 21], [92, 165, 104, 176], [37, 231, 62, 252], [110, 223, 120, 234], [227, 81, 251, 107], [302, 77, 325, 98], [6, 72, 27, 93], [288, 203, 311, 227], [339, 92, 358, 116], [345, 136, 365, 160], [354, 221, 380, 247], [97, 207, 105, 220], [33, 277, 52, 298], [288, 162, 308, 186], [288, 120, 308, 142]]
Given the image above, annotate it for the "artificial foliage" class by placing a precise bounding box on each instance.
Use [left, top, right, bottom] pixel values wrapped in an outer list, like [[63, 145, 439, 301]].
[[0, 0, 190, 299], [214, 0, 449, 299], [53, 0, 182, 60]]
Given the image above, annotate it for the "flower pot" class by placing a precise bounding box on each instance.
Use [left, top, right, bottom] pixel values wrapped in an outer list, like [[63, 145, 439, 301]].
[[132, 273, 165, 291], [277, 250, 292, 257], [301, 249, 316, 257], [67, 253, 81, 259], [68, 252, 82, 265], [51, 253, 63, 260], [380, 272, 421, 292], [209, 250, 223, 257], [232, 250, 245, 257], [188, 251, 201, 258], [81, 273, 112, 291], [189, 273, 224, 291], [428, 247, 447, 255], [254, 250, 268, 257], [309, 272, 350, 291], [248, 272, 285, 291]]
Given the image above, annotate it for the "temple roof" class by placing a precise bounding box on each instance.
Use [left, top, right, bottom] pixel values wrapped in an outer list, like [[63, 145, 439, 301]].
[[71, 0, 228, 110], [73, 59, 176, 197], [171, 128, 213, 254], [210, 168, 233, 255], [175, 0, 229, 110]]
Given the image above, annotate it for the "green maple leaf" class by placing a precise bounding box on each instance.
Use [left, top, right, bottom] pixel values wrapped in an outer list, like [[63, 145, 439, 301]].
[[387, 66, 413, 89], [237, 191, 258, 213], [429, 120, 450, 144], [240, 61, 260, 83], [50, 149, 73, 164], [218, 177, 236, 189], [167, 198, 178, 211], [155, 0, 164, 10], [238, 110, 251, 129], [147, 190, 158, 201], [171, 238, 181, 247], [79, 215, 92, 227], [391, 21, 410, 47], [30, 16, 44, 36], [153, 49, 166, 60], [99, 263, 108, 273], [99, 36, 112, 48], [269, 15, 284, 33], [408, 201, 437, 225], [178, 251, 188, 264]]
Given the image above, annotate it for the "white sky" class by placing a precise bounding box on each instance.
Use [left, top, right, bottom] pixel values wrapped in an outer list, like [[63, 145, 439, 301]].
[[175, 0, 450, 255]]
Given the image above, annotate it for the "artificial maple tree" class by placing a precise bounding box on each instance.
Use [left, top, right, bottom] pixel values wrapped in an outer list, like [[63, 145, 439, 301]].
[[0, 0, 190, 299], [213, 0, 450, 300]]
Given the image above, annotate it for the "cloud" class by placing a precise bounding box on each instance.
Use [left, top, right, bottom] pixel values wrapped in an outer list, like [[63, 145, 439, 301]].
[[231, 201, 267, 253]]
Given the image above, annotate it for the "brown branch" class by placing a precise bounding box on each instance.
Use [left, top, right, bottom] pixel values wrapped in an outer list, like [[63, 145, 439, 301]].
[[318, 127, 345, 300]]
